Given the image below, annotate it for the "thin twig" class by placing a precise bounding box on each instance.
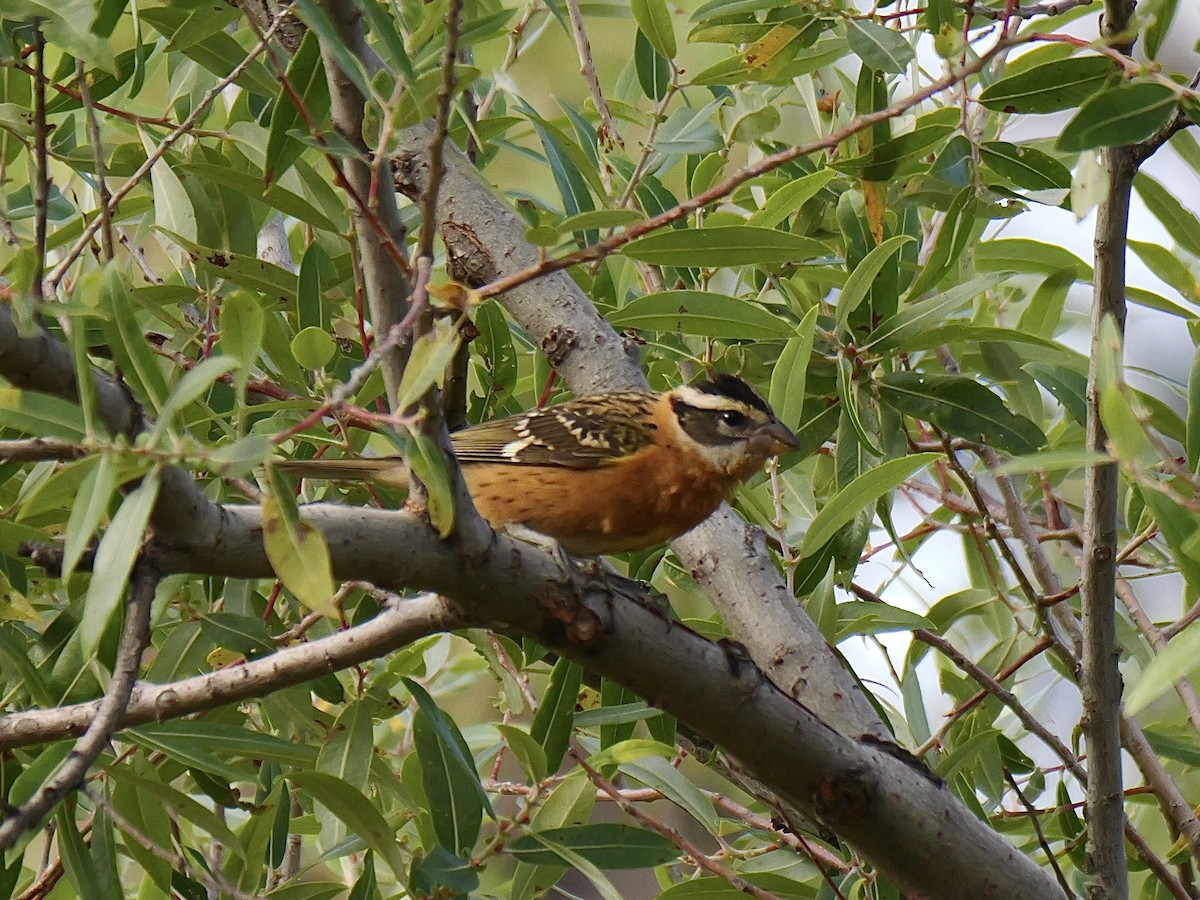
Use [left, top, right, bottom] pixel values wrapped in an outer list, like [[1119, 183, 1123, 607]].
[[76, 59, 114, 261], [0, 562, 157, 850], [474, 33, 1020, 302], [572, 750, 781, 900], [1005, 769, 1075, 898], [45, 6, 293, 291], [31, 20, 48, 303]]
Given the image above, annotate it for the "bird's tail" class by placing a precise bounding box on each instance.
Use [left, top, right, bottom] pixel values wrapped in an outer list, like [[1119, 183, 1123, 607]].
[[273, 456, 410, 487]]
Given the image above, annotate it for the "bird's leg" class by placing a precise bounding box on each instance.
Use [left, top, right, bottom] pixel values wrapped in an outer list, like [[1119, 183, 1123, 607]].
[[499, 524, 671, 616]]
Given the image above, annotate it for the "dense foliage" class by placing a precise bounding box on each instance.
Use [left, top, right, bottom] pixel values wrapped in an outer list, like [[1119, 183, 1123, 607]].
[[0, 0, 1197, 897]]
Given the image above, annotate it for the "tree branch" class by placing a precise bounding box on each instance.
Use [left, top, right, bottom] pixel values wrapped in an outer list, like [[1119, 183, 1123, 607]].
[[317, 0, 411, 411], [0, 564, 157, 850], [19, 499, 1064, 899]]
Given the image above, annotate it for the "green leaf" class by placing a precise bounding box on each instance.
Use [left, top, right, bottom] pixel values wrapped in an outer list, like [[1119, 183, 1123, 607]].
[[866, 275, 1002, 350], [977, 238, 1089, 277], [291, 326, 337, 370], [1057, 82, 1178, 152], [496, 724, 549, 783], [769, 306, 819, 430], [62, 454, 116, 582], [798, 453, 939, 557], [318, 701, 375, 793], [0, 388, 87, 440], [57, 806, 100, 894], [845, 19, 914, 74], [130, 722, 316, 770], [879, 372, 1047, 455], [609, 291, 794, 339], [979, 55, 1116, 114], [1130, 240, 1200, 305], [405, 431, 455, 538], [1018, 269, 1077, 338], [80, 468, 161, 659], [633, 27, 670, 101], [266, 32, 330, 184], [262, 477, 337, 618], [221, 292, 265, 388], [138, 127, 196, 242], [531, 657, 582, 773], [286, 771, 407, 878], [100, 265, 170, 413], [836, 235, 914, 330], [747, 170, 836, 229], [1127, 624, 1200, 714], [835, 601, 934, 640], [155, 356, 239, 433], [621, 226, 828, 266], [980, 142, 1072, 191], [620, 755, 718, 832], [397, 320, 462, 411], [409, 845, 479, 898], [510, 824, 681, 869], [1134, 173, 1200, 260], [631, 0, 676, 59], [406, 678, 492, 855]]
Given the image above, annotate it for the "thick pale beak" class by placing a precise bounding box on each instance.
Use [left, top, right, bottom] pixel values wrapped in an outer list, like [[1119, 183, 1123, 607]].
[[748, 419, 800, 456]]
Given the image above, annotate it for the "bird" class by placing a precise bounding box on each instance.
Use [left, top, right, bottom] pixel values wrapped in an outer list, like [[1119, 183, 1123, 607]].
[[279, 372, 799, 555]]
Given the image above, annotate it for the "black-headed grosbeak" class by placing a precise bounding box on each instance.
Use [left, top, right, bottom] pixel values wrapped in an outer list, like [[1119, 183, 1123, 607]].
[[283, 373, 798, 554]]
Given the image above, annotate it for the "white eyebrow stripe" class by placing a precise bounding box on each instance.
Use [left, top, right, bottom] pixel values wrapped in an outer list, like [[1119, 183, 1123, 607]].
[[672, 385, 734, 410]]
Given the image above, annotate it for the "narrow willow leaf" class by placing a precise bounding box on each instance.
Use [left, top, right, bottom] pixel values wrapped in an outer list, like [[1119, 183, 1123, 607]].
[[769, 306, 819, 429], [609, 290, 794, 339], [621, 226, 828, 266], [979, 55, 1115, 114], [1134, 173, 1200, 259], [155, 355, 239, 433], [836, 235, 914, 330], [138, 126, 197, 242], [837, 356, 883, 456], [508, 824, 681, 869], [531, 657, 582, 772], [981, 142, 1072, 190], [879, 372, 1047, 455], [799, 453, 939, 557], [265, 32, 330, 184], [286, 771, 407, 877], [0, 389, 87, 440], [747, 169, 836, 228], [497, 724, 549, 783], [80, 467, 161, 659], [221, 291, 265, 390], [397, 321, 462, 411], [63, 454, 119, 582], [631, 0, 675, 58], [262, 482, 337, 618], [405, 432, 455, 538], [406, 678, 493, 855], [1018, 268, 1077, 338], [621, 755, 718, 832], [866, 275, 1003, 350], [846, 19, 914, 74], [100, 265, 170, 412], [1057, 82, 1177, 152], [1127, 624, 1200, 714]]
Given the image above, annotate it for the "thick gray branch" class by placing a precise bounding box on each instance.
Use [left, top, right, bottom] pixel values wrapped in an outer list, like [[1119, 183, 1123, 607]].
[[319, 0, 411, 410], [52, 503, 1062, 899], [0, 306, 228, 550]]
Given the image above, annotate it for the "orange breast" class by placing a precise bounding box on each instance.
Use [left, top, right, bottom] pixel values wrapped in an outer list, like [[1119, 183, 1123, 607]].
[[462, 446, 735, 555]]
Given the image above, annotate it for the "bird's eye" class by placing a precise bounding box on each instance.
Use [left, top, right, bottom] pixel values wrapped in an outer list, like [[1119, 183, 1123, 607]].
[[719, 409, 748, 428]]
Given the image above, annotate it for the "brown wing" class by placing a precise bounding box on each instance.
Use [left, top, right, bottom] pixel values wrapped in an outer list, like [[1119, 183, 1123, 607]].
[[451, 392, 659, 469]]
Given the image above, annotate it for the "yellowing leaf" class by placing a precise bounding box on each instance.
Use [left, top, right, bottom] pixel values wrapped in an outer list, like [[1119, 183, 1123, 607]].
[[262, 491, 337, 618]]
